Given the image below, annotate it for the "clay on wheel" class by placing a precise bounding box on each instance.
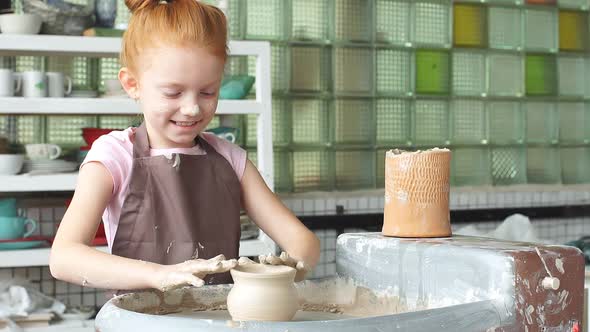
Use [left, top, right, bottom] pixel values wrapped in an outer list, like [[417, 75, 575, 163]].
[[227, 263, 299, 321]]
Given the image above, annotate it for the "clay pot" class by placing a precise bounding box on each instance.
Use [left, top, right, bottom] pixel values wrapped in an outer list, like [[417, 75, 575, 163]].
[[227, 264, 299, 321]]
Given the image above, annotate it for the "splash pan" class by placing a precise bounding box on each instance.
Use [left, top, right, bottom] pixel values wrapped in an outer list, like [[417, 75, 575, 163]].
[[96, 277, 501, 332]]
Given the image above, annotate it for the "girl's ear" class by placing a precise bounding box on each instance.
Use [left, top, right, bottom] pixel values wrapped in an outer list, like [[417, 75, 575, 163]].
[[119, 67, 140, 100]]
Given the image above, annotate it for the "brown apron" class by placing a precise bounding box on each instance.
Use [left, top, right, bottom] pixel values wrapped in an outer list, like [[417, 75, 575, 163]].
[[112, 122, 241, 285]]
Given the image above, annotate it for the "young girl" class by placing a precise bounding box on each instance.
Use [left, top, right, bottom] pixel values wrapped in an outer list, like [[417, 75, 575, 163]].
[[49, 0, 320, 292]]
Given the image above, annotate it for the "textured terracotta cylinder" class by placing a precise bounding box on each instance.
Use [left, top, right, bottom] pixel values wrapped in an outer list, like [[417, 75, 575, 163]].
[[382, 148, 452, 238]]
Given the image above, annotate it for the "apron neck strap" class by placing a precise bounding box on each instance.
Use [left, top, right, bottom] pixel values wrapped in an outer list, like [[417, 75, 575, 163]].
[[133, 122, 216, 158], [133, 122, 151, 158]]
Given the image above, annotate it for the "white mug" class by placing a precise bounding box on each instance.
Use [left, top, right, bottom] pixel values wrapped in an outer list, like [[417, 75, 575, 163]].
[[25, 143, 62, 160], [0, 69, 21, 97], [46, 72, 72, 98], [19, 71, 47, 98]]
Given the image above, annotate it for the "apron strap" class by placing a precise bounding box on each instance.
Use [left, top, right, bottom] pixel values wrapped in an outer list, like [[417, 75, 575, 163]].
[[132, 122, 151, 158]]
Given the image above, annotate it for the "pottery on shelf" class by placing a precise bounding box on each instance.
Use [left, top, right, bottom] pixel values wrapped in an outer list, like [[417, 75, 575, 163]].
[[227, 263, 299, 321]]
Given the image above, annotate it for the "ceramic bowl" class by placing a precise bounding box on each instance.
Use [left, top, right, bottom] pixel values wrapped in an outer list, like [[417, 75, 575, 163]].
[[0, 154, 24, 175], [0, 14, 42, 35]]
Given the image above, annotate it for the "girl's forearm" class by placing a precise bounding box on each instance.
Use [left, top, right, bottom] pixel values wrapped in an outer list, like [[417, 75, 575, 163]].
[[50, 243, 160, 290]]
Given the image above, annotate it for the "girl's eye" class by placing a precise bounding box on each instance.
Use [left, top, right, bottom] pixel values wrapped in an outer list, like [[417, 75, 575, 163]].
[[162, 90, 181, 98], [200, 91, 215, 97]]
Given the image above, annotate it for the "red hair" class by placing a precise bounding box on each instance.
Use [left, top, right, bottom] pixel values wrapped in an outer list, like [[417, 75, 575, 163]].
[[121, 0, 228, 73]]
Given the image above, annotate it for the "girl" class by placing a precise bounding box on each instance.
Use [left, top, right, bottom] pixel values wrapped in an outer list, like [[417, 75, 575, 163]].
[[49, 0, 320, 292]]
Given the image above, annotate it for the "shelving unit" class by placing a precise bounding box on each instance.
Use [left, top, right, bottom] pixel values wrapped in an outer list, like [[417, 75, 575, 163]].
[[0, 237, 268, 268], [0, 35, 276, 261]]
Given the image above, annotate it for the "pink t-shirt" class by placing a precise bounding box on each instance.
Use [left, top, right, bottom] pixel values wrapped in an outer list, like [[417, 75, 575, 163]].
[[80, 127, 247, 251]]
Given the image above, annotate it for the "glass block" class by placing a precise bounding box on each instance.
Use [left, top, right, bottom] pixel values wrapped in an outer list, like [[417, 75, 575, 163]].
[[47, 116, 97, 147], [488, 53, 524, 97], [292, 0, 329, 41], [376, 49, 411, 96], [376, 148, 387, 188], [453, 3, 487, 48], [559, 102, 589, 143], [525, 54, 557, 96], [525, 102, 558, 144], [248, 44, 288, 92], [225, 56, 249, 76], [335, 149, 374, 190], [335, 0, 371, 42], [98, 115, 142, 129], [376, 99, 411, 144], [292, 149, 332, 192], [332, 99, 373, 145], [375, 0, 410, 44], [15, 56, 44, 72], [46, 56, 98, 91], [334, 47, 372, 95], [452, 51, 485, 96], [527, 147, 561, 184], [561, 147, 590, 183], [115, 0, 131, 28], [450, 99, 486, 144], [413, 99, 449, 145], [292, 99, 329, 146], [246, 98, 290, 147], [98, 58, 121, 93], [451, 147, 491, 186], [413, 1, 451, 46], [491, 147, 527, 185], [290, 46, 329, 92], [273, 149, 293, 193], [488, 101, 524, 144], [247, 148, 293, 193], [225, 0, 246, 39], [488, 6, 522, 50], [0, 57, 16, 70], [559, 10, 589, 51], [558, 56, 585, 97], [205, 116, 221, 131], [246, 0, 286, 40], [525, 8, 558, 52], [558, 0, 590, 9], [0, 116, 7, 139], [415, 50, 450, 95], [526, 0, 557, 4], [15, 116, 44, 144]]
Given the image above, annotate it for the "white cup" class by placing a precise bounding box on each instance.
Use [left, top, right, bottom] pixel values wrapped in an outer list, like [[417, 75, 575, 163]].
[[19, 71, 47, 98], [0, 69, 21, 97], [25, 143, 61, 160], [46, 72, 72, 98]]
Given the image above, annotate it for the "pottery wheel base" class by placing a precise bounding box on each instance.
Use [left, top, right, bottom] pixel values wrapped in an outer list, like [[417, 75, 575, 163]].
[[169, 309, 351, 321]]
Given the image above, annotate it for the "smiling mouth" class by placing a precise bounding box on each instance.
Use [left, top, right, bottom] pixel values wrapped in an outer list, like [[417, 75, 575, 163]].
[[171, 120, 198, 127]]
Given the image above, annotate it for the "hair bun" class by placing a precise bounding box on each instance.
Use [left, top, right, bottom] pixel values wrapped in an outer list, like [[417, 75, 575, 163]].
[[125, 0, 159, 13]]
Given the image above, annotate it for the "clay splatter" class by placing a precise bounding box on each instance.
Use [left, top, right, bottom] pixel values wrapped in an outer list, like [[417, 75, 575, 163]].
[[166, 241, 175, 254], [555, 258, 564, 274]]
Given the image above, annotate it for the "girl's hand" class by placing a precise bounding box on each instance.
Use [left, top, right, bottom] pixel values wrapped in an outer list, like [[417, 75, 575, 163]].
[[154, 254, 238, 291], [254, 252, 311, 282]]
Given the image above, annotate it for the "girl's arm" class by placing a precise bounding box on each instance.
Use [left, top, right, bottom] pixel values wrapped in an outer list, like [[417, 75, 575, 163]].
[[241, 160, 321, 280], [50, 162, 235, 291]]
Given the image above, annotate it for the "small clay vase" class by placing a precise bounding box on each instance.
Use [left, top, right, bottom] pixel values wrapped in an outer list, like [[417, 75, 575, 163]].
[[227, 264, 299, 321]]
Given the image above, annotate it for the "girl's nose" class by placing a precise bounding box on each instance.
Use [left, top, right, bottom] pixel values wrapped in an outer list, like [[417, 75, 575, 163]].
[[180, 104, 201, 117]]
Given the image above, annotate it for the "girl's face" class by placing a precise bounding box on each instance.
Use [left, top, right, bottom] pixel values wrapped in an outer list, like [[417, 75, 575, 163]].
[[121, 44, 225, 148]]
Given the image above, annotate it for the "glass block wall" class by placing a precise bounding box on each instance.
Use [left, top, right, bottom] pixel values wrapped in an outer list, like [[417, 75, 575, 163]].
[[4, 0, 590, 192]]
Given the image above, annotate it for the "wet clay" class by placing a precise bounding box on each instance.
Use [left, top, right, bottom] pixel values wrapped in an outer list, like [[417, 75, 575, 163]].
[[227, 264, 299, 321], [382, 148, 452, 238], [111, 278, 416, 322]]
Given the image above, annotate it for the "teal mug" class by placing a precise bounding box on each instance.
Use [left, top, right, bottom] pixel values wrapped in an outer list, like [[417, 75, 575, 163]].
[[0, 216, 37, 239], [0, 198, 17, 217]]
